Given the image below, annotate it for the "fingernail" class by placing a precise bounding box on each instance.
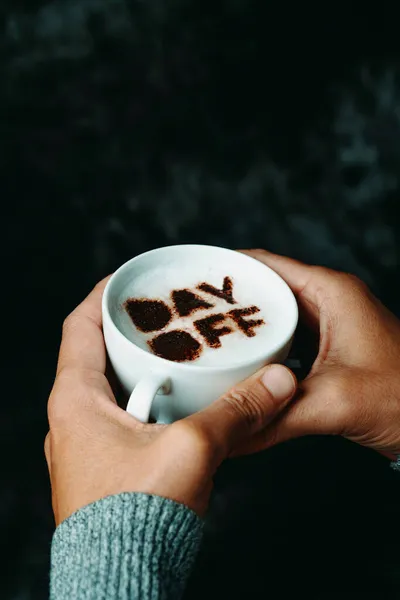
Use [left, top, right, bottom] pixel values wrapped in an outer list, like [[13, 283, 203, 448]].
[[261, 365, 295, 402]]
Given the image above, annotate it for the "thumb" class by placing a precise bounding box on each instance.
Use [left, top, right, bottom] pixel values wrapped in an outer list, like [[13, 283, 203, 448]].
[[233, 372, 353, 456], [186, 364, 297, 461]]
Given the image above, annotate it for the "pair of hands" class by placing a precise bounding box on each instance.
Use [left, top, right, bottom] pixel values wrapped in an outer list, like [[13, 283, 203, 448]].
[[45, 250, 400, 524]]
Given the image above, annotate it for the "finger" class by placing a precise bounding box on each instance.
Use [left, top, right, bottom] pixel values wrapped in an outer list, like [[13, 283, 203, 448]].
[[240, 249, 313, 294], [187, 364, 297, 459], [240, 249, 322, 326], [233, 373, 349, 455], [57, 277, 111, 375]]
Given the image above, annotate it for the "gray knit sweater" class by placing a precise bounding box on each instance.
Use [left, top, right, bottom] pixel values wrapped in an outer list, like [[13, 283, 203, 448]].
[[50, 493, 203, 600]]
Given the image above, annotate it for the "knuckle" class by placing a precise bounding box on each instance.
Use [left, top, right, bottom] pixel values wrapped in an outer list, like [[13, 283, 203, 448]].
[[62, 314, 72, 331], [171, 421, 212, 457], [47, 370, 94, 426], [336, 272, 369, 294], [47, 386, 60, 424], [95, 278, 107, 290], [47, 391, 66, 428], [303, 267, 337, 305], [223, 386, 269, 430], [44, 432, 50, 460], [56, 366, 94, 388], [309, 268, 369, 298], [62, 312, 80, 333]]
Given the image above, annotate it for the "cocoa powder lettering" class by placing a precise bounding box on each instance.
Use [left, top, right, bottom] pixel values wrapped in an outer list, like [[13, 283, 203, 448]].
[[194, 313, 232, 348], [171, 289, 214, 317], [149, 330, 201, 362], [124, 276, 267, 363], [228, 306, 264, 337], [125, 298, 172, 332], [197, 276, 237, 305]]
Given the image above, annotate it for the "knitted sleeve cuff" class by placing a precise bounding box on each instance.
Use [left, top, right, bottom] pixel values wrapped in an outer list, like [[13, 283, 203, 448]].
[[50, 492, 203, 600], [390, 456, 400, 472]]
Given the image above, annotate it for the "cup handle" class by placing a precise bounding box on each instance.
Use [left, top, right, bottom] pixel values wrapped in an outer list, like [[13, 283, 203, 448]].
[[126, 372, 171, 423]]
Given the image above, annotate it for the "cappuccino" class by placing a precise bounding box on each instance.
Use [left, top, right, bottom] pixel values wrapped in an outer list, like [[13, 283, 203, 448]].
[[112, 263, 288, 367]]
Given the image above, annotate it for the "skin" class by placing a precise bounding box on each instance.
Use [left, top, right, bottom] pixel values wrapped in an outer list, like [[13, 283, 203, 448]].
[[238, 250, 400, 458], [45, 277, 297, 524], [46, 250, 400, 524]]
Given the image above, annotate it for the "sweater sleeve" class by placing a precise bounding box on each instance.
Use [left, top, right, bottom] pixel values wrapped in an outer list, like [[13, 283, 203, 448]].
[[391, 456, 400, 471], [50, 492, 203, 600]]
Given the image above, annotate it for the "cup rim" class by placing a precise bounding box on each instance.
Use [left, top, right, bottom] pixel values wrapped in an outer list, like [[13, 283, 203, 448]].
[[102, 244, 299, 373]]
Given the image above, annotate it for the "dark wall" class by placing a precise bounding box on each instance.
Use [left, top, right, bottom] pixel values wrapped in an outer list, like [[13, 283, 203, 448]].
[[1, 2, 400, 598]]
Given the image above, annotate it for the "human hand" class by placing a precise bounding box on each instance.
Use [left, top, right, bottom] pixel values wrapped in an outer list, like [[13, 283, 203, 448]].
[[238, 250, 400, 458], [45, 278, 297, 524]]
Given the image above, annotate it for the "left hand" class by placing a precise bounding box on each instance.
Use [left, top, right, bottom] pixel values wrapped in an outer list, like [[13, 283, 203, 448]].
[[45, 278, 297, 524]]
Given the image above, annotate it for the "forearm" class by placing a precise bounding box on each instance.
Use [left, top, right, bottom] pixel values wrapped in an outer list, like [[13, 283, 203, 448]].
[[50, 493, 203, 600]]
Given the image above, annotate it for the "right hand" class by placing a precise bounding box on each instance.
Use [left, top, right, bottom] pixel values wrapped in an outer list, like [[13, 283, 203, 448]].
[[237, 249, 400, 458]]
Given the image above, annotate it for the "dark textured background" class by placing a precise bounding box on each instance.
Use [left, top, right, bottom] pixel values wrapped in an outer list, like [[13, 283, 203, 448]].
[[1, 2, 400, 598]]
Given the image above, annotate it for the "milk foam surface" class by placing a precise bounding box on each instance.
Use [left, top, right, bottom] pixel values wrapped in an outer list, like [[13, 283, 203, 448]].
[[112, 263, 291, 367]]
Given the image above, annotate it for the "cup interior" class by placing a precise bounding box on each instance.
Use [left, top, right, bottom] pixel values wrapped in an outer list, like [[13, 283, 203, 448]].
[[104, 244, 298, 368]]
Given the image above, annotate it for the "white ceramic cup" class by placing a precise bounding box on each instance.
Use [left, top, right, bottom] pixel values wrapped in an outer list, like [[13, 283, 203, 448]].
[[102, 244, 298, 424]]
